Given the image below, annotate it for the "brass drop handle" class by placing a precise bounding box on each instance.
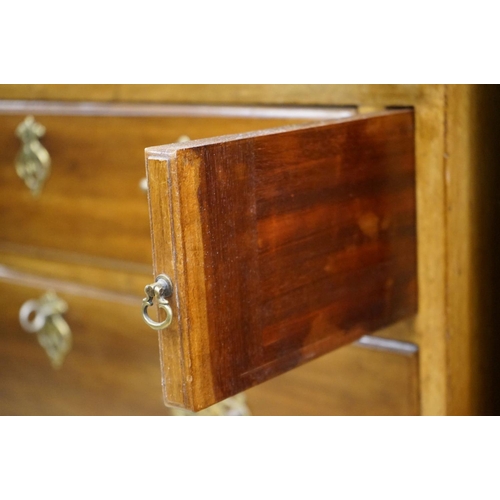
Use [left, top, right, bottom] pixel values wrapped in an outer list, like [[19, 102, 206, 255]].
[[142, 274, 174, 330], [15, 116, 51, 197], [19, 291, 72, 369]]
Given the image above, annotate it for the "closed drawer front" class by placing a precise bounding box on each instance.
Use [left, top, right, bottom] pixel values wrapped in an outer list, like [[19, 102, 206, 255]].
[[0, 103, 352, 266], [0, 270, 169, 416]]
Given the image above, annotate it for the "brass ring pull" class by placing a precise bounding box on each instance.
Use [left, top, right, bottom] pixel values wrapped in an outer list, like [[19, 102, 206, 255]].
[[142, 297, 173, 330], [142, 274, 174, 330], [19, 298, 47, 333]]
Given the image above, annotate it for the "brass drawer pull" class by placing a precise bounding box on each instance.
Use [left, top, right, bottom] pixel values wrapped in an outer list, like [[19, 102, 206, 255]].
[[142, 274, 174, 330], [19, 291, 72, 368], [15, 116, 51, 197]]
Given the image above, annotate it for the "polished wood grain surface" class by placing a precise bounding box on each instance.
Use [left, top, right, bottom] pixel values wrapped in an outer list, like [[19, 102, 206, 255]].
[[0, 107, 329, 266], [0, 267, 418, 416], [0, 84, 425, 107], [444, 85, 500, 415], [0, 273, 169, 416], [0, 243, 151, 296], [246, 338, 420, 416], [147, 110, 417, 411], [1, 84, 497, 416]]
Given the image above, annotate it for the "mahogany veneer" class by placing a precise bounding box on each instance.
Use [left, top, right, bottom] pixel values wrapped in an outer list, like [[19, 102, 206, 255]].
[[146, 110, 417, 410]]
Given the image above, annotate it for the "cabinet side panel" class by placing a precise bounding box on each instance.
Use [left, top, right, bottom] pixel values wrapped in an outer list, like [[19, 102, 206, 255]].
[[176, 141, 261, 407], [177, 111, 417, 409], [167, 152, 216, 410], [254, 112, 417, 365]]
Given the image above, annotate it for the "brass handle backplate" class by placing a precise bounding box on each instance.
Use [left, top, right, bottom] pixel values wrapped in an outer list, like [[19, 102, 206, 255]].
[[19, 291, 72, 368], [142, 274, 174, 330], [15, 115, 51, 197]]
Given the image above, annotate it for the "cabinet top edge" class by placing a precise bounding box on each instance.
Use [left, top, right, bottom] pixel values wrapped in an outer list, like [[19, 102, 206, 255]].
[[0, 84, 440, 106]]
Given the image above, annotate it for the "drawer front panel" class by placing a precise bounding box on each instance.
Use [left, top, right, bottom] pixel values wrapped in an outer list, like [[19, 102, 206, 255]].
[[0, 107, 342, 265], [0, 275, 168, 415]]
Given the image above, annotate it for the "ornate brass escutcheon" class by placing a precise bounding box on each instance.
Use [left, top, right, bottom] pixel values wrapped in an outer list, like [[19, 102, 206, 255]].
[[19, 291, 72, 368], [15, 115, 51, 196]]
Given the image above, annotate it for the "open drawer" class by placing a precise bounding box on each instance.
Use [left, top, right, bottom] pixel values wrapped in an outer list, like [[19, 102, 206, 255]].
[[143, 110, 417, 411]]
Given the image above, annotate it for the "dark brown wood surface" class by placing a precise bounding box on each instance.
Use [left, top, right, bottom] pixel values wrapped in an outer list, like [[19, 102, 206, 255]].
[[0, 264, 418, 416], [0, 268, 169, 416], [146, 110, 417, 411]]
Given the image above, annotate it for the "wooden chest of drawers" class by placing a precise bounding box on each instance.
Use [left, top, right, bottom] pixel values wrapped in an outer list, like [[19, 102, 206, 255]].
[[0, 85, 498, 415]]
